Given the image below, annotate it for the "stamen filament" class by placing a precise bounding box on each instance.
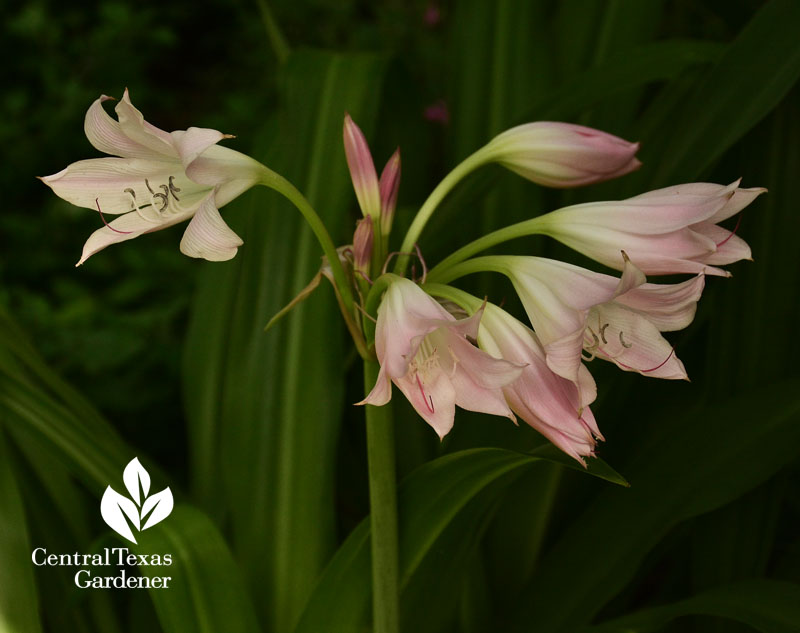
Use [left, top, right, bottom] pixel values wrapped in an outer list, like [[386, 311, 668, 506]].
[[95, 198, 134, 234]]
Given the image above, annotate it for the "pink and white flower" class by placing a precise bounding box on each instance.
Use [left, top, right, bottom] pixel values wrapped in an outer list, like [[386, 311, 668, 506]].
[[40, 90, 267, 265], [535, 180, 766, 276], [481, 121, 641, 188], [477, 303, 602, 463], [499, 255, 704, 385], [360, 278, 523, 438]]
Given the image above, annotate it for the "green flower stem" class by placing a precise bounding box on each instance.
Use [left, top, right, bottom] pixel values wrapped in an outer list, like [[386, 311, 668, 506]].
[[363, 359, 400, 633], [259, 170, 356, 317], [394, 149, 489, 276], [427, 255, 510, 286], [427, 215, 548, 282]]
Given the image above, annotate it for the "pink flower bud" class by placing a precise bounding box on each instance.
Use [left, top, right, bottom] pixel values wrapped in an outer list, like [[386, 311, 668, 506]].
[[379, 149, 401, 235], [352, 216, 374, 275], [483, 121, 641, 188], [343, 113, 381, 219]]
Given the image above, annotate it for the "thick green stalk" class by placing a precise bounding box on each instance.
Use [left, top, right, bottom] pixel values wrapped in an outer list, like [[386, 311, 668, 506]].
[[363, 359, 399, 633], [259, 170, 356, 316], [394, 150, 489, 276], [428, 215, 548, 282]]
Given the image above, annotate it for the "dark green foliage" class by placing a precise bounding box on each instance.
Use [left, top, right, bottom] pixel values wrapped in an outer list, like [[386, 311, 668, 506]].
[[2, 1, 799, 631]]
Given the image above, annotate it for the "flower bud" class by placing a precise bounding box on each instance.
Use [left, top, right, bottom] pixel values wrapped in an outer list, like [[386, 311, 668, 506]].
[[379, 148, 401, 235], [343, 113, 381, 219], [353, 215, 374, 277], [482, 121, 641, 188]]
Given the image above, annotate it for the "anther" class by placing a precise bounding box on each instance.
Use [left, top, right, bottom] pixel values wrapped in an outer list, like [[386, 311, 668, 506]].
[[619, 331, 632, 349], [153, 193, 168, 212], [599, 323, 609, 345], [145, 179, 155, 194], [168, 175, 181, 196]]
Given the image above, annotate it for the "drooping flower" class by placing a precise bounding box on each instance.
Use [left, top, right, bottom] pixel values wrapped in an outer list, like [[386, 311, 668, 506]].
[[360, 277, 523, 438], [494, 255, 704, 385], [477, 303, 602, 463], [40, 90, 268, 265], [343, 114, 401, 234], [533, 180, 766, 276], [480, 121, 641, 188]]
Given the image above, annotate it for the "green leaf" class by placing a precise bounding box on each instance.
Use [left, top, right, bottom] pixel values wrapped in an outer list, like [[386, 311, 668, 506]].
[[0, 428, 43, 633], [294, 447, 625, 633], [133, 505, 262, 633], [637, 0, 800, 184], [508, 379, 800, 632], [182, 50, 386, 632], [529, 39, 723, 120], [581, 579, 800, 633]]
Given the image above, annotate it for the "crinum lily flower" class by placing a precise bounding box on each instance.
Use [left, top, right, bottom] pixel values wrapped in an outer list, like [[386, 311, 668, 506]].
[[360, 277, 523, 438], [480, 121, 641, 188], [532, 180, 766, 276], [476, 302, 602, 463], [40, 90, 269, 265], [483, 255, 704, 385]]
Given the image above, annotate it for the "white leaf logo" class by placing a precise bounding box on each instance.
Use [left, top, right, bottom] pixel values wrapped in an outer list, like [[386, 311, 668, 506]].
[[101, 457, 173, 544]]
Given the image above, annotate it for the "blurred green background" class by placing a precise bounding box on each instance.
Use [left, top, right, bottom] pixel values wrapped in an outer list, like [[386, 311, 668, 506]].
[[2, 1, 800, 632]]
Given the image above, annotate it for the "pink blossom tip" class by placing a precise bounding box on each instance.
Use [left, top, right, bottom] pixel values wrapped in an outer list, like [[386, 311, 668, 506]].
[[485, 121, 641, 188]]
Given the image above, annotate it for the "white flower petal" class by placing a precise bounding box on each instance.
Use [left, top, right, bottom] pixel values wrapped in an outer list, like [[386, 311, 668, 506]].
[[186, 144, 268, 206], [114, 89, 177, 158], [84, 95, 162, 159], [171, 127, 231, 170], [77, 204, 196, 266], [41, 158, 207, 214], [179, 193, 243, 261]]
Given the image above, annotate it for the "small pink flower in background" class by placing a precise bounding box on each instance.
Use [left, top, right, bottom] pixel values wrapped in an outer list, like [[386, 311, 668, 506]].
[[360, 278, 523, 438], [343, 114, 402, 233], [40, 90, 267, 265], [499, 255, 704, 385], [423, 2, 442, 28], [482, 121, 640, 188], [535, 180, 766, 276], [423, 100, 450, 126], [478, 303, 602, 464]]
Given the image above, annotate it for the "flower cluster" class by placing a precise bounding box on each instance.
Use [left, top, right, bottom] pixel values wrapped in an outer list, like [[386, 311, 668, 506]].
[[341, 117, 763, 463], [41, 95, 764, 464]]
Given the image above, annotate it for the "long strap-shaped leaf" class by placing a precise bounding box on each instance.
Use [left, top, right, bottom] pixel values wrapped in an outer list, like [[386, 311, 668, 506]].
[[0, 428, 43, 633], [294, 447, 626, 633], [507, 379, 800, 632], [579, 579, 800, 633], [637, 0, 800, 185], [182, 50, 386, 633]]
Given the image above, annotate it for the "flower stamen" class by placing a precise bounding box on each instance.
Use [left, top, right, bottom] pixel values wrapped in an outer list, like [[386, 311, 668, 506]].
[[416, 373, 435, 413], [715, 213, 743, 248], [95, 198, 134, 234]]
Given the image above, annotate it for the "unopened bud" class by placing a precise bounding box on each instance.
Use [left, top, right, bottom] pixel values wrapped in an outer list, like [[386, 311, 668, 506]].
[[379, 148, 401, 235], [343, 114, 381, 219], [353, 215, 374, 276], [482, 121, 641, 188]]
